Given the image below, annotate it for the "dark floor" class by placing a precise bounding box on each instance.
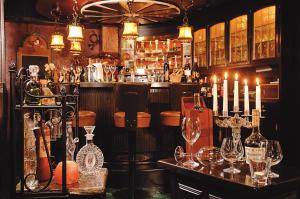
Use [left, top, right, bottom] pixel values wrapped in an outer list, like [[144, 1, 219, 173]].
[[106, 186, 171, 199]]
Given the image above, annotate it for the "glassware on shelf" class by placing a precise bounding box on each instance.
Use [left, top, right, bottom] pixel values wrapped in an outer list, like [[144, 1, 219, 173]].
[[110, 65, 116, 82], [24, 112, 38, 190], [103, 65, 110, 82], [220, 137, 244, 174], [260, 140, 283, 178], [76, 126, 104, 175], [181, 116, 201, 168]]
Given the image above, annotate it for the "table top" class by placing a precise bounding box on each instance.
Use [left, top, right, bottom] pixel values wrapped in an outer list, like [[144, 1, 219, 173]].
[[158, 158, 300, 196]]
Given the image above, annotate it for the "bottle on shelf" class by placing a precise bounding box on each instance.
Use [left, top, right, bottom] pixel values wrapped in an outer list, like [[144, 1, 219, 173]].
[[163, 55, 169, 82], [244, 109, 267, 164], [69, 65, 74, 83], [25, 65, 41, 105], [192, 62, 200, 83], [183, 59, 191, 83]]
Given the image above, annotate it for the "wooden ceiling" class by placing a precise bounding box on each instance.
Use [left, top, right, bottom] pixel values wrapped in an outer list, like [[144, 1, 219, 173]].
[[4, 0, 232, 25]]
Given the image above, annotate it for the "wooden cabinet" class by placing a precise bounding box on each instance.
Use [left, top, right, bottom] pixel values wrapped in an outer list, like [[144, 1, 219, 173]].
[[253, 6, 276, 60], [194, 28, 207, 67], [209, 23, 225, 66], [229, 15, 248, 64]]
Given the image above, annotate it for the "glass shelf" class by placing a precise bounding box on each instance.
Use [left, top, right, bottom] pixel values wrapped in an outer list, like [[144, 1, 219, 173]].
[[253, 6, 276, 60]]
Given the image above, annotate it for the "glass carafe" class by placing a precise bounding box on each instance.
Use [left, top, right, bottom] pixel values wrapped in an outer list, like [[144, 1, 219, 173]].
[[76, 126, 104, 174]]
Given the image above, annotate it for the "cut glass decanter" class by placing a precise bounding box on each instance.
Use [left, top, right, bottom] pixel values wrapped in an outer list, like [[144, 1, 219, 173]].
[[76, 126, 104, 174]]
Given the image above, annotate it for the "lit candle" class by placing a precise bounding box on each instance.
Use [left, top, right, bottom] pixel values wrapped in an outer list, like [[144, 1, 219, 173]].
[[244, 79, 250, 115], [256, 78, 261, 115], [175, 55, 178, 68], [222, 72, 228, 116], [233, 73, 239, 112], [213, 75, 218, 115]]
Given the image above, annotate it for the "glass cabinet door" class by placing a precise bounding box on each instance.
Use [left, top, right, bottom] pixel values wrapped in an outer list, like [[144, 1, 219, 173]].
[[230, 15, 248, 63], [194, 28, 207, 67], [210, 23, 225, 66], [253, 6, 276, 60]]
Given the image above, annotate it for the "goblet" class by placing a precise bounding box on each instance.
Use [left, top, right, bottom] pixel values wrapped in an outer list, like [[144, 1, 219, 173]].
[[260, 140, 283, 178], [181, 116, 201, 168], [220, 137, 244, 174], [103, 65, 110, 82], [110, 65, 116, 82]]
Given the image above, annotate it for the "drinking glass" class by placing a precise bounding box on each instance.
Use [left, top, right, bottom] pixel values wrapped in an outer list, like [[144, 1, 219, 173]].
[[196, 146, 223, 167], [220, 137, 244, 174], [260, 140, 283, 178], [181, 116, 201, 168], [110, 65, 116, 82], [103, 65, 110, 82], [174, 146, 186, 164]]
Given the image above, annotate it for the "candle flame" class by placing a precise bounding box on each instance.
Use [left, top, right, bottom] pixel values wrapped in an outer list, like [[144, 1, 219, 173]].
[[213, 75, 217, 83], [244, 79, 247, 85], [235, 73, 238, 80], [256, 77, 260, 85], [225, 72, 228, 79]]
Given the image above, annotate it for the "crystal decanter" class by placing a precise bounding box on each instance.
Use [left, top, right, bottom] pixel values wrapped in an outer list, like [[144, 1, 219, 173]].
[[76, 126, 104, 174]]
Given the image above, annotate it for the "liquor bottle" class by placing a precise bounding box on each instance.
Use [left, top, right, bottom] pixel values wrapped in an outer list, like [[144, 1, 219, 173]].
[[69, 65, 74, 83], [244, 109, 266, 164], [76, 126, 104, 175], [34, 113, 51, 182], [184, 59, 191, 83], [24, 113, 38, 189], [25, 65, 41, 105], [192, 62, 200, 83], [163, 56, 169, 82]]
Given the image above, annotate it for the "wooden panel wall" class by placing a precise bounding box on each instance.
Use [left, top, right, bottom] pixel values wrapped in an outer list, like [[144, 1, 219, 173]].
[[101, 26, 119, 54]]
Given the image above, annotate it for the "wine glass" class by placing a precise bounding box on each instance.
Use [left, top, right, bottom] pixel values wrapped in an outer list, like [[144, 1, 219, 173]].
[[181, 116, 201, 168], [220, 137, 244, 174], [196, 146, 224, 167], [103, 65, 110, 82], [110, 65, 116, 82], [260, 140, 283, 178], [174, 146, 186, 164]]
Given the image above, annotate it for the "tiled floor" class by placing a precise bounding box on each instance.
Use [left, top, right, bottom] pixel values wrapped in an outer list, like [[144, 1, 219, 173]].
[[106, 187, 171, 199]]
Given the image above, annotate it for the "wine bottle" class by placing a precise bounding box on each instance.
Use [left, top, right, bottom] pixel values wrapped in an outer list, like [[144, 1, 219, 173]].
[[244, 109, 266, 164], [163, 56, 169, 82]]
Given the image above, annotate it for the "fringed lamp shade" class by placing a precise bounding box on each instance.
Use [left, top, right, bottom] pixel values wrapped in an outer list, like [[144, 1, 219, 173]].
[[68, 24, 84, 42], [70, 41, 82, 55], [178, 24, 193, 43], [50, 32, 65, 51], [122, 21, 138, 40]]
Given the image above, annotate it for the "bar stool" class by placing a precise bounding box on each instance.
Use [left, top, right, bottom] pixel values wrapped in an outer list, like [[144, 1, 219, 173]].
[[159, 84, 200, 157], [113, 83, 151, 199]]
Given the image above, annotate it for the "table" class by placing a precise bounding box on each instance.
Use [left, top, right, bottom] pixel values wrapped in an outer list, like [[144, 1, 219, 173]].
[[158, 159, 300, 199]]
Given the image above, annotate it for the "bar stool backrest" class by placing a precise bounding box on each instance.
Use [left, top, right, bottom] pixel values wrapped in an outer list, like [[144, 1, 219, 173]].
[[115, 83, 150, 130], [170, 84, 200, 111]]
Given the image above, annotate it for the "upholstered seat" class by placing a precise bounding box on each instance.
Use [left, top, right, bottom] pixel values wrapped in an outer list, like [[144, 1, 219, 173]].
[[72, 110, 96, 127], [160, 111, 181, 126], [114, 111, 151, 128]]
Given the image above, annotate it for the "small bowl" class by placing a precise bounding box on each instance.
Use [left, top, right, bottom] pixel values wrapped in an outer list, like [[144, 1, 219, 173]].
[[196, 146, 224, 166]]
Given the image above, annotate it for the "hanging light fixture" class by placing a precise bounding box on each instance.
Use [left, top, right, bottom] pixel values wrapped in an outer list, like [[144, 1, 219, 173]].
[[68, 0, 84, 42], [122, 0, 139, 40], [50, 3, 65, 51], [178, 0, 193, 43], [70, 41, 82, 55]]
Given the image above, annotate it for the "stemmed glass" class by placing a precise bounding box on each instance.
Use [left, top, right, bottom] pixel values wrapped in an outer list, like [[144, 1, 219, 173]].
[[103, 65, 110, 82], [220, 137, 244, 174], [110, 65, 116, 82], [181, 116, 201, 168], [260, 140, 283, 178]]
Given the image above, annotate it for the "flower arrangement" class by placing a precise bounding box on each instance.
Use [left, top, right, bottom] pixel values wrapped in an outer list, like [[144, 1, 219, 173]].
[[44, 63, 56, 81]]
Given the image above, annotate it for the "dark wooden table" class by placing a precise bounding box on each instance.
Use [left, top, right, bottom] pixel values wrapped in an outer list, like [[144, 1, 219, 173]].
[[158, 159, 300, 199]]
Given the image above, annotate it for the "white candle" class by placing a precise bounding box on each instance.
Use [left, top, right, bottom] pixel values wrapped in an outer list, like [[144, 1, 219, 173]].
[[213, 75, 218, 114], [244, 79, 250, 115], [175, 55, 178, 68], [233, 73, 239, 111], [222, 72, 228, 115], [256, 78, 261, 115]]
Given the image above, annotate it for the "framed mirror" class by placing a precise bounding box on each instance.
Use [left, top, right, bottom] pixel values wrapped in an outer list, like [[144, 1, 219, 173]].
[[17, 33, 51, 78]]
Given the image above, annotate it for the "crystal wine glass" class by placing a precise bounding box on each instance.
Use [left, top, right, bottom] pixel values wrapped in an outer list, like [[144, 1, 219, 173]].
[[174, 146, 186, 164], [110, 65, 116, 82], [181, 116, 201, 168], [260, 140, 283, 178], [220, 137, 244, 174], [103, 65, 110, 82]]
